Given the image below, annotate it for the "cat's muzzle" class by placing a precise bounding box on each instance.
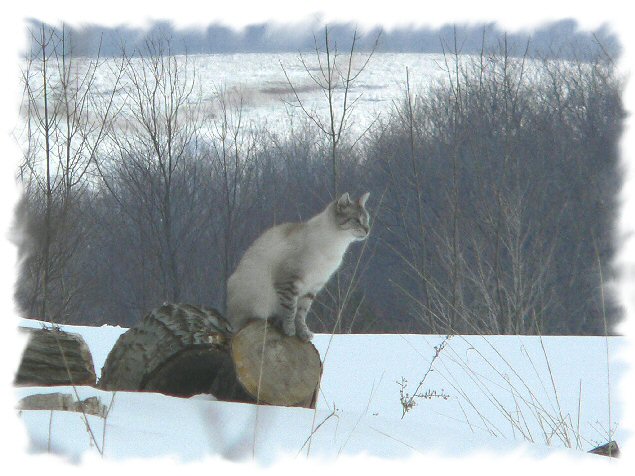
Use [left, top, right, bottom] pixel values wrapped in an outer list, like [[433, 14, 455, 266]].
[[353, 227, 370, 240]]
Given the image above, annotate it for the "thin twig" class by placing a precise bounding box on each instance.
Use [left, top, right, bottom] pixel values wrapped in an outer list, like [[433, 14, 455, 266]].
[[297, 404, 338, 457]]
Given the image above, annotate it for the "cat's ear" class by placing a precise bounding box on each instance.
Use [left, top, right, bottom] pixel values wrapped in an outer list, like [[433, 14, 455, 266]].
[[358, 192, 370, 208], [337, 192, 351, 210]]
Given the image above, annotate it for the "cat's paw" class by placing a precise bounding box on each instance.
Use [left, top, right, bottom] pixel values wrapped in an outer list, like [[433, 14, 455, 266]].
[[296, 327, 314, 342]]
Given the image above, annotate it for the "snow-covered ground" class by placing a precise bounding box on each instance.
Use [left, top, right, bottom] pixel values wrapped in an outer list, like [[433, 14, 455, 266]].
[[16, 52, 512, 138], [14, 318, 627, 464], [190, 52, 451, 130]]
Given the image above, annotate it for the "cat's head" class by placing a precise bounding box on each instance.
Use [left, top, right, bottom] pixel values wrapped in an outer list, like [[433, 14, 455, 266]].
[[334, 192, 371, 240]]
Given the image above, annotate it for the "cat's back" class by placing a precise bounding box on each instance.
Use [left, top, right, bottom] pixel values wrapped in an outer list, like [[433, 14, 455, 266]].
[[236, 221, 305, 266]]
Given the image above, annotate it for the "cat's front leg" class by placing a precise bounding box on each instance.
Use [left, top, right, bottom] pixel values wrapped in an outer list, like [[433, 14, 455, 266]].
[[295, 293, 315, 342], [274, 280, 299, 336]]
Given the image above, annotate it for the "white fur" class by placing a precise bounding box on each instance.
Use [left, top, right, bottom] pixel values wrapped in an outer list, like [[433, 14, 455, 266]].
[[226, 201, 357, 332]]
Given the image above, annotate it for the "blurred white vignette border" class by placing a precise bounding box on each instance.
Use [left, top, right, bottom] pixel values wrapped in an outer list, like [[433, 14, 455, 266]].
[[0, 0, 633, 474]]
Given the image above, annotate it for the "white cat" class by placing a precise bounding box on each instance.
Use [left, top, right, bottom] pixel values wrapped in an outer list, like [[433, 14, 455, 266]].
[[226, 192, 370, 341]]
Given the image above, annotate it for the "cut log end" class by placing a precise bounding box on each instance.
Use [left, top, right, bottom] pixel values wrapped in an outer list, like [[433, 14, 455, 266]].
[[231, 320, 322, 408]]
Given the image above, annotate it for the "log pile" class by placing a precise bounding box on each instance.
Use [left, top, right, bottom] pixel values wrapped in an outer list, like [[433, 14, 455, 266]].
[[16, 304, 322, 409], [98, 303, 322, 408]]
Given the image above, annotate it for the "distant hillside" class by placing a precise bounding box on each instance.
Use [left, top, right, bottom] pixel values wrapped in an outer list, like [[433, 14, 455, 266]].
[[23, 18, 620, 60]]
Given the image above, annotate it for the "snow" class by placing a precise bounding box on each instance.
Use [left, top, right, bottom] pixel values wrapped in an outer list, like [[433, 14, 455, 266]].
[[17, 52, 530, 140], [13, 318, 627, 464]]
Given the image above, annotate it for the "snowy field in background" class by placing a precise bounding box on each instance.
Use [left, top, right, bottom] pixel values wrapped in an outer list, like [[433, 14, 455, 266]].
[[191, 52, 450, 129], [18, 52, 490, 138], [14, 318, 626, 463]]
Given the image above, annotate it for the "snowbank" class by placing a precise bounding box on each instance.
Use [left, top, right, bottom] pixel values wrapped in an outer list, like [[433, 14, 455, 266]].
[[14, 318, 626, 463]]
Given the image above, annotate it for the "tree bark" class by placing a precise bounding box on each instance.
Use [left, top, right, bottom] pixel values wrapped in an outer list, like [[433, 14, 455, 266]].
[[15, 327, 97, 386]]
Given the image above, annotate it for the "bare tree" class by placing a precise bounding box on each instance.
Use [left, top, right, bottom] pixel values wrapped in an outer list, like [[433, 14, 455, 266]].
[[369, 29, 622, 335], [16, 23, 122, 321], [204, 86, 260, 309], [14, 25, 621, 334], [280, 26, 379, 198], [280, 25, 381, 334], [94, 36, 206, 305]]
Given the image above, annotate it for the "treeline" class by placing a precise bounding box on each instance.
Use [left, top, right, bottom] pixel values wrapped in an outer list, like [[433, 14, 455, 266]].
[[14, 26, 623, 335], [24, 19, 620, 60]]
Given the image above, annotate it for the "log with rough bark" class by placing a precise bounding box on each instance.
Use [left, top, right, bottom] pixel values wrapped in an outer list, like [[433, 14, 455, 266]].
[[15, 327, 97, 386], [98, 303, 322, 408]]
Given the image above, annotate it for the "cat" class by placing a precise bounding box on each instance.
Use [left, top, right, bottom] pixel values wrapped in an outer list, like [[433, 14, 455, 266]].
[[226, 192, 370, 341]]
